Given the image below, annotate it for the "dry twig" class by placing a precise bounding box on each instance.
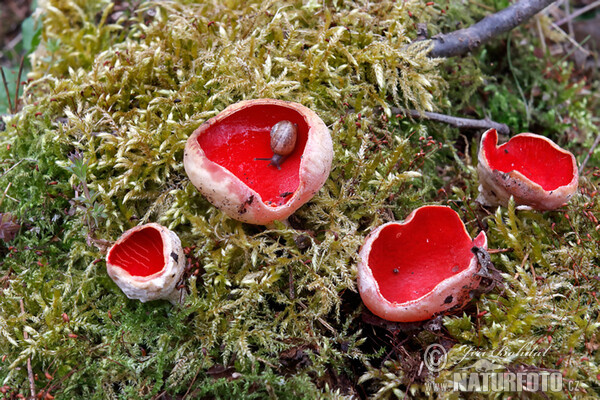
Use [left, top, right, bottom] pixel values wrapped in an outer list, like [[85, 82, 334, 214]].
[[556, 0, 600, 26], [297, 301, 336, 334], [563, 0, 574, 38], [20, 299, 36, 399], [14, 56, 25, 114], [549, 21, 591, 56], [579, 132, 600, 175], [391, 108, 510, 135], [429, 0, 556, 58], [0, 56, 25, 115], [1, 68, 14, 114]]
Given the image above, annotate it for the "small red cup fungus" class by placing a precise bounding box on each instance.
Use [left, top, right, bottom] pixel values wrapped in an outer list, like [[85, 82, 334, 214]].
[[357, 206, 487, 322], [106, 223, 185, 304], [184, 99, 333, 225], [477, 128, 578, 210]]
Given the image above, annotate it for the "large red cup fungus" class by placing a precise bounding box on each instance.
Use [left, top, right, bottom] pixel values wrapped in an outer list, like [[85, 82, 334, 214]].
[[184, 99, 333, 225], [477, 129, 578, 210], [357, 206, 487, 322], [106, 223, 185, 304]]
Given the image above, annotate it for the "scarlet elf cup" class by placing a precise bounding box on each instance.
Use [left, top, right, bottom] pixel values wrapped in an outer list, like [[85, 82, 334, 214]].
[[184, 99, 333, 225], [357, 206, 487, 322], [106, 223, 186, 304], [477, 128, 578, 210]]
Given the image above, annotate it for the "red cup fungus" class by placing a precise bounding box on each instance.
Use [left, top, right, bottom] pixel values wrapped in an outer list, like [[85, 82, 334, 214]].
[[357, 206, 487, 322], [106, 223, 185, 304], [477, 128, 578, 210], [183, 99, 333, 225]]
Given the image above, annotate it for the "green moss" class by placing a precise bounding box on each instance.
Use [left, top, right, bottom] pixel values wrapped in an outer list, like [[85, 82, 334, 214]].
[[0, 0, 599, 398]]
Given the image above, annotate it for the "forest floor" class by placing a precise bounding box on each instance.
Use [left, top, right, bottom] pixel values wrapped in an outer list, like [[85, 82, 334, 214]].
[[1, 1, 600, 399]]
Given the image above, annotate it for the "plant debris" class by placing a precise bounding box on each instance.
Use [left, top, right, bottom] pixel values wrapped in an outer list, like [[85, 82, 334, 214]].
[[0, 212, 19, 241], [0, 0, 598, 398]]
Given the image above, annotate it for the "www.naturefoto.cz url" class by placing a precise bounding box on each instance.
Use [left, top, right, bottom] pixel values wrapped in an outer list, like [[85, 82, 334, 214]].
[[425, 371, 579, 393]]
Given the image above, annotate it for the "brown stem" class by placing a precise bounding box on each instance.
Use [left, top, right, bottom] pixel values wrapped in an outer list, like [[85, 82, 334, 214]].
[[288, 264, 295, 300], [1, 68, 14, 114], [20, 299, 36, 399], [182, 367, 201, 399], [297, 301, 336, 334], [14, 56, 25, 114], [429, 0, 557, 58], [0, 159, 27, 179], [579, 132, 600, 175], [392, 108, 510, 135]]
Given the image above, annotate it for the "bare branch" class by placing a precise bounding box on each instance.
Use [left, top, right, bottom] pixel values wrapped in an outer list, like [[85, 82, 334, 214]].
[[556, 0, 600, 26], [563, 0, 574, 38], [391, 108, 510, 135], [579, 132, 600, 175], [430, 0, 556, 58]]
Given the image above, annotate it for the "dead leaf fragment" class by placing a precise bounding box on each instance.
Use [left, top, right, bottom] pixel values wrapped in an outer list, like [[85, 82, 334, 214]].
[[0, 213, 19, 242]]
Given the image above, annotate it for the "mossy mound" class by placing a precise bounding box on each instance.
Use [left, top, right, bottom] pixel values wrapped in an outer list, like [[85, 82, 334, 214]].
[[0, 0, 599, 398]]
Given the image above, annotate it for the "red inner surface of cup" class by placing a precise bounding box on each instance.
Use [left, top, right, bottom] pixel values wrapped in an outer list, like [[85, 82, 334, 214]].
[[368, 207, 478, 304], [483, 130, 574, 191], [198, 104, 309, 206], [108, 227, 165, 277]]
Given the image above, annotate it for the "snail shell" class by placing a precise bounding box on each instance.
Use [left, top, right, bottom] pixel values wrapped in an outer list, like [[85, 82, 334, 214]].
[[270, 120, 297, 156], [256, 120, 298, 169]]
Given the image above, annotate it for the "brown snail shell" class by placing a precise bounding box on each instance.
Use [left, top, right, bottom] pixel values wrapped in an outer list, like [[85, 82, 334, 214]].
[[271, 120, 297, 155], [256, 120, 298, 169]]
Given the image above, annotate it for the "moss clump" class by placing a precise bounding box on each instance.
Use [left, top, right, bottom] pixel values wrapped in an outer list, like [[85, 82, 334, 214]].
[[0, 0, 599, 398]]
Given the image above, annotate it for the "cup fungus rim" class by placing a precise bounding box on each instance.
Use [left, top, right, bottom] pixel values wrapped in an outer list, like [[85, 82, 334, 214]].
[[357, 205, 487, 322], [477, 128, 579, 210], [183, 98, 333, 225], [107, 222, 173, 282], [479, 129, 578, 191]]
